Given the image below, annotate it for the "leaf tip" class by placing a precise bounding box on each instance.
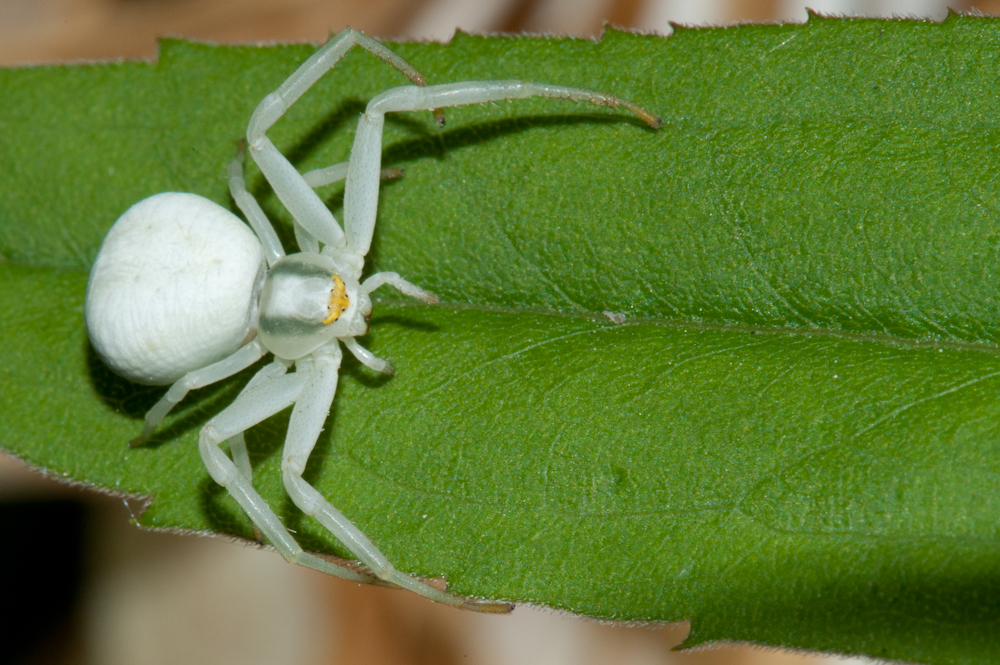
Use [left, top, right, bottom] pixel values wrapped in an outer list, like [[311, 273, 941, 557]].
[[804, 7, 832, 22], [941, 6, 965, 23]]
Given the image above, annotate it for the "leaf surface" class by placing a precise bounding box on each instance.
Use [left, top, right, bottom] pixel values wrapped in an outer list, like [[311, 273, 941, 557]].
[[2, 16, 1000, 664]]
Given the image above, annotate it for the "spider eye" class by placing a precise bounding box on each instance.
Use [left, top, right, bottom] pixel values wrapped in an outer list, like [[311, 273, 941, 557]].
[[322, 275, 351, 325]]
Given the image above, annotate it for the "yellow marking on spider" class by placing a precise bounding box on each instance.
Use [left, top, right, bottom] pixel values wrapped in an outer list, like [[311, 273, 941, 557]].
[[323, 275, 350, 324]]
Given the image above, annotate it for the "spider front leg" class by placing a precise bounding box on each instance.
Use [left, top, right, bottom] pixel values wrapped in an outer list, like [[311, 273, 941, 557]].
[[279, 343, 513, 613], [342, 80, 661, 255], [245, 27, 439, 249], [230, 142, 405, 258]]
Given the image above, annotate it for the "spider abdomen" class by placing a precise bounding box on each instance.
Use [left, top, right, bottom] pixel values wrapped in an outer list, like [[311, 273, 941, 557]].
[[85, 192, 266, 386]]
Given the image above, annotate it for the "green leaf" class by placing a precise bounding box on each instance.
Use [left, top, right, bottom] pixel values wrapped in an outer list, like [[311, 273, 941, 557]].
[[2, 15, 1000, 664]]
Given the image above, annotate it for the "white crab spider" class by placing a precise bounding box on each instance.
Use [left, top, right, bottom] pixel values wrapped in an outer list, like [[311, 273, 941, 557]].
[[85, 27, 660, 611]]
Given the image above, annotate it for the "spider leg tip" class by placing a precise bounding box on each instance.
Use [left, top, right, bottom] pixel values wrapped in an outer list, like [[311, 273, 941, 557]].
[[129, 423, 157, 448], [463, 600, 516, 614]]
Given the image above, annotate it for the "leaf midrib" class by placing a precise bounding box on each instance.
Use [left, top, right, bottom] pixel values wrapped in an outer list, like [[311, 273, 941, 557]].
[[9, 257, 1000, 358], [376, 297, 1000, 355]]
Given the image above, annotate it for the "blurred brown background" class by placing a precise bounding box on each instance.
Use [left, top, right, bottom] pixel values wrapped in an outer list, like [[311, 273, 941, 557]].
[[1, 0, 997, 65], [1, 1, 985, 663]]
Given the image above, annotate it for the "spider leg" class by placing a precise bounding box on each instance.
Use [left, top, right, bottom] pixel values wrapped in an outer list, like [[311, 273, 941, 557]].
[[280, 343, 513, 613], [362, 271, 439, 303], [245, 27, 436, 249], [223, 361, 291, 542], [226, 358, 290, 483], [226, 432, 265, 543], [292, 164, 406, 254], [198, 360, 383, 585], [228, 144, 285, 267], [302, 160, 350, 189], [303, 162, 404, 189], [131, 340, 268, 447], [343, 81, 661, 255], [342, 272, 440, 376], [228, 433, 253, 482], [341, 337, 393, 375]]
